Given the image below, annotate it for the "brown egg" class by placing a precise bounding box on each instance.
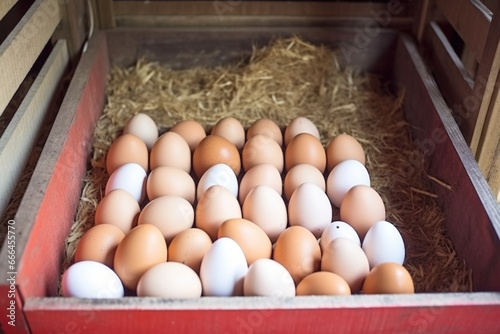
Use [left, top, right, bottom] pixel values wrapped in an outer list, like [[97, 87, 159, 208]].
[[340, 185, 386, 240], [362, 262, 415, 294], [192, 135, 241, 178], [123, 113, 158, 150], [94, 189, 141, 234], [170, 120, 207, 152], [241, 134, 284, 173], [296, 272, 351, 296], [218, 218, 272, 265], [326, 134, 365, 173], [106, 134, 149, 175], [211, 117, 245, 150], [238, 163, 282, 205], [74, 224, 125, 268], [284, 116, 320, 147], [138, 196, 194, 244], [146, 166, 196, 204], [273, 226, 321, 285], [284, 164, 326, 201], [113, 224, 167, 290], [195, 185, 242, 240], [150, 131, 191, 172], [285, 133, 326, 173], [246, 118, 283, 146], [321, 237, 369, 293], [168, 228, 212, 274]]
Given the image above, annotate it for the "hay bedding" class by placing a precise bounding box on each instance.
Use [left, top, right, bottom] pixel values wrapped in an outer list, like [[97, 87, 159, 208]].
[[63, 36, 472, 293]]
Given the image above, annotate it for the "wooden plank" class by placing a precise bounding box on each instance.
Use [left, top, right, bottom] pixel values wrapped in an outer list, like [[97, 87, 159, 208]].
[[51, 0, 88, 62], [93, 0, 115, 29], [394, 34, 500, 291], [412, 0, 431, 42], [0, 40, 68, 220], [424, 21, 475, 143], [435, 0, 491, 63], [0, 0, 18, 20], [0, 0, 62, 116], [113, 1, 410, 17], [24, 294, 500, 333]]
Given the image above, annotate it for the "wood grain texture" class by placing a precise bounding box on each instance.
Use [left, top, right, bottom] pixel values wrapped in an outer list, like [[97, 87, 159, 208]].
[[394, 34, 500, 291], [24, 294, 500, 333], [0, 39, 68, 220], [92, 0, 115, 29], [0, 0, 18, 20], [424, 21, 475, 143], [435, 0, 492, 63], [0, 0, 62, 116], [51, 0, 88, 61]]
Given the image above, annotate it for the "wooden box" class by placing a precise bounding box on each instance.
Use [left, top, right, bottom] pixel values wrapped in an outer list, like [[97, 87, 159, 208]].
[[1, 1, 500, 333]]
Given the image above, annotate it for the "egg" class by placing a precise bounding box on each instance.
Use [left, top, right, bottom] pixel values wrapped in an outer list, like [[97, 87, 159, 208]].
[[362, 220, 405, 268], [319, 221, 361, 251], [74, 224, 125, 268], [326, 133, 365, 172], [113, 224, 167, 291], [123, 113, 158, 150], [211, 117, 245, 150], [146, 166, 196, 204], [137, 262, 202, 298], [105, 162, 147, 203], [106, 134, 149, 175], [195, 185, 242, 240], [168, 228, 212, 274], [61, 261, 124, 298], [192, 135, 241, 178], [296, 272, 351, 296], [273, 226, 321, 285], [138, 196, 194, 243], [243, 259, 295, 297], [200, 237, 248, 296], [284, 116, 320, 146], [94, 189, 140, 234], [246, 118, 283, 146], [340, 185, 385, 240], [242, 185, 287, 242], [288, 183, 332, 238], [150, 131, 191, 172], [241, 134, 284, 173], [326, 159, 370, 207], [285, 133, 326, 173], [362, 262, 414, 294], [283, 164, 325, 201], [238, 163, 282, 205], [197, 163, 238, 201], [321, 237, 369, 293], [217, 218, 272, 265], [170, 120, 207, 152]]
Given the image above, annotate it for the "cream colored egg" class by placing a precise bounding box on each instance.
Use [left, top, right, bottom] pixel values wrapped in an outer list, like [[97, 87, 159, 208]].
[[123, 113, 159, 150], [284, 116, 320, 146], [243, 259, 295, 297]]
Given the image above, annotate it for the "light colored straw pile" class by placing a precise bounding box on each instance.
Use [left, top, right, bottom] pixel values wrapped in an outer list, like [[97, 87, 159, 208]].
[[63, 36, 472, 293]]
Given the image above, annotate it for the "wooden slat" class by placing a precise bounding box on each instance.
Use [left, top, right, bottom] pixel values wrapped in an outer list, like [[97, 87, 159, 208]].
[[93, 0, 115, 29], [412, 0, 431, 42], [435, 0, 491, 63], [0, 0, 62, 116], [51, 0, 88, 62], [0, 40, 69, 220], [0, 0, 18, 20], [425, 21, 475, 142]]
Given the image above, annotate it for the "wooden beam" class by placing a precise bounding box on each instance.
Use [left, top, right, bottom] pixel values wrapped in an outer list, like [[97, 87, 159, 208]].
[[51, 0, 88, 62], [0, 39, 69, 220], [93, 0, 114, 29], [0, 0, 62, 116], [435, 0, 491, 64], [0, 0, 18, 20]]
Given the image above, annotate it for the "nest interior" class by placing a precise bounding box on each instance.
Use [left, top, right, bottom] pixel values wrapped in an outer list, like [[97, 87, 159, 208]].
[[62, 36, 472, 293]]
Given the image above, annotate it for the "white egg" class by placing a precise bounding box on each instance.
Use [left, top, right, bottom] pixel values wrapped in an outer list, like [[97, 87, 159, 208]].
[[61, 261, 124, 298], [326, 159, 370, 207], [362, 220, 405, 268], [243, 259, 295, 297], [200, 237, 248, 296], [105, 162, 147, 203], [288, 183, 332, 238], [197, 163, 238, 201], [320, 221, 361, 251]]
